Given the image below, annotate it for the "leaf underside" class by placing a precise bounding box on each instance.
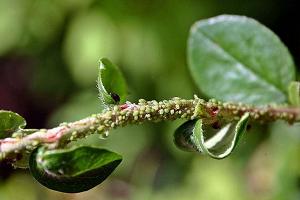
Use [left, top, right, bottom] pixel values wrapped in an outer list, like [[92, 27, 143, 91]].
[[174, 113, 250, 159]]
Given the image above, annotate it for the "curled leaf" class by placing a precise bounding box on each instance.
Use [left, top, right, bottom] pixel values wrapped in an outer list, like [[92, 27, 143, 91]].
[[197, 113, 249, 159], [174, 113, 249, 159], [0, 110, 26, 139], [97, 58, 127, 106], [29, 146, 122, 193], [173, 120, 201, 152]]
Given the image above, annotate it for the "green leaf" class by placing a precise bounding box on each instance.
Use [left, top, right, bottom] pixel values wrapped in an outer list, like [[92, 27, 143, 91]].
[[0, 110, 26, 139], [197, 113, 249, 159], [174, 113, 249, 159], [97, 58, 127, 106], [173, 120, 202, 152], [29, 146, 122, 193], [288, 81, 300, 107], [188, 15, 295, 105]]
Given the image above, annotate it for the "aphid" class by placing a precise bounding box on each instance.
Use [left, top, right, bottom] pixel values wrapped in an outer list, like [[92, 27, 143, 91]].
[[110, 92, 120, 103], [211, 121, 221, 129], [120, 104, 129, 110], [210, 106, 219, 117], [246, 124, 252, 131]]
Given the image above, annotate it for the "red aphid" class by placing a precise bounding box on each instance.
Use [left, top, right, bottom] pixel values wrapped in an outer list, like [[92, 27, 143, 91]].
[[210, 107, 219, 117], [120, 104, 129, 110]]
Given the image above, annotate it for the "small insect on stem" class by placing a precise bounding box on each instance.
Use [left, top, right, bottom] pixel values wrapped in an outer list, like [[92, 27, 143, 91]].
[[120, 104, 129, 110], [110, 92, 120, 103], [246, 124, 252, 131], [211, 121, 221, 129], [210, 107, 219, 117]]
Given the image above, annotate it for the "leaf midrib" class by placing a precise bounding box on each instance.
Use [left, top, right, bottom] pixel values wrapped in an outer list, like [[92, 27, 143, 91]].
[[196, 29, 285, 96]]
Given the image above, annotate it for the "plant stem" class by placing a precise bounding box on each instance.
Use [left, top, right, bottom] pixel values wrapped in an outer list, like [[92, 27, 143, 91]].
[[1, 96, 300, 163]]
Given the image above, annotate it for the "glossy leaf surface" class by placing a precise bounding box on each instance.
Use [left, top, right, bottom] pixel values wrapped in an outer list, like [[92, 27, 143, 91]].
[[196, 113, 249, 159], [188, 15, 295, 105], [174, 113, 249, 159], [174, 120, 201, 152], [97, 58, 127, 105], [29, 146, 122, 193]]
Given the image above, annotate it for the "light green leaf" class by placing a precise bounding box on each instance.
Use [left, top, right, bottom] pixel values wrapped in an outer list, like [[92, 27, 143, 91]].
[[288, 81, 300, 107], [188, 15, 295, 105], [0, 110, 26, 139], [174, 113, 249, 159], [196, 113, 249, 159], [97, 58, 127, 106], [29, 146, 122, 193]]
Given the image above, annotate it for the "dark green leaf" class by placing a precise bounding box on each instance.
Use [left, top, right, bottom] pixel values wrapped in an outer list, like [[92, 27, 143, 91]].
[[29, 146, 122, 193], [0, 110, 26, 139], [188, 15, 295, 105], [174, 113, 249, 159], [97, 58, 127, 105], [173, 120, 201, 152], [288, 81, 300, 107]]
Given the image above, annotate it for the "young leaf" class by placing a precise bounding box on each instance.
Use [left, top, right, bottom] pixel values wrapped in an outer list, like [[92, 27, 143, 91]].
[[188, 15, 295, 105], [97, 58, 127, 106], [288, 81, 300, 107], [29, 146, 122, 193], [0, 110, 26, 139], [174, 113, 249, 159]]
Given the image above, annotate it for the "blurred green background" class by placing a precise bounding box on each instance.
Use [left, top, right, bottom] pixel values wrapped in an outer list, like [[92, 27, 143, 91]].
[[0, 0, 300, 199]]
